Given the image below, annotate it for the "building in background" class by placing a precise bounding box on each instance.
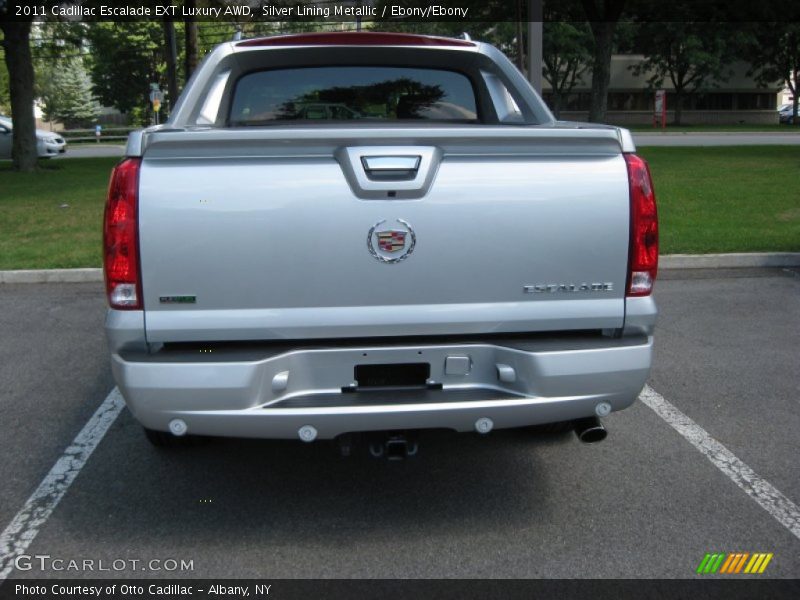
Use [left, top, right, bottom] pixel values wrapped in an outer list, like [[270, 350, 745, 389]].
[[778, 78, 795, 107], [543, 55, 782, 125]]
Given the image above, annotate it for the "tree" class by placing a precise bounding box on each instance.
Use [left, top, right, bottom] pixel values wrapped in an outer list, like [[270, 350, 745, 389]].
[[38, 57, 100, 128], [746, 23, 800, 127], [0, 17, 38, 171], [84, 22, 164, 120], [632, 23, 735, 125], [542, 20, 592, 118], [580, 0, 627, 123]]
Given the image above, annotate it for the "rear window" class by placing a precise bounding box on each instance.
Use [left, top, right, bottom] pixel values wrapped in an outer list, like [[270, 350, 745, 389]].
[[229, 67, 478, 125]]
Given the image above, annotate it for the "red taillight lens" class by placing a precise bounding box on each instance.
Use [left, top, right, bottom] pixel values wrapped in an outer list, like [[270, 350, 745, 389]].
[[103, 158, 142, 309], [624, 153, 658, 296]]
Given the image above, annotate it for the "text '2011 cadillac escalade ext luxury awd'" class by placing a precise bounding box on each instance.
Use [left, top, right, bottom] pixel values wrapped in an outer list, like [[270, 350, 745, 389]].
[[104, 32, 658, 454]]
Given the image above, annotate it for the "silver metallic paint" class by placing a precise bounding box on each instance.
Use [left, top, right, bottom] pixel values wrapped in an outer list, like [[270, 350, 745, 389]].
[[107, 36, 657, 439]]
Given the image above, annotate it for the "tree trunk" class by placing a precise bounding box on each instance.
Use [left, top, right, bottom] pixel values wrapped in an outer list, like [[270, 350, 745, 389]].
[[792, 68, 799, 127], [184, 0, 199, 82], [551, 90, 562, 118], [674, 90, 684, 126], [162, 19, 179, 113], [587, 21, 615, 123], [1, 21, 38, 172], [184, 24, 199, 82]]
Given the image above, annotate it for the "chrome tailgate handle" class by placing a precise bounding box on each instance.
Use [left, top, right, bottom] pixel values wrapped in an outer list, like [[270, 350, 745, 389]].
[[336, 146, 441, 199], [361, 155, 421, 180]]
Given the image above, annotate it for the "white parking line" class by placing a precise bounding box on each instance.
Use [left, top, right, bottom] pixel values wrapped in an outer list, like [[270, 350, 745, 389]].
[[640, 384, 800, 540], [0, 388, 125, 581]]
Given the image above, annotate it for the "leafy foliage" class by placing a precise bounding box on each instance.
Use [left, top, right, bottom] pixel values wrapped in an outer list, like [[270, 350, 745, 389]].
[[542, 21, 592, 117], [632, 22, 737, 124], [84, 22, 163, 117], [745, 23, 800, 124], [37, 57, 100, 127]]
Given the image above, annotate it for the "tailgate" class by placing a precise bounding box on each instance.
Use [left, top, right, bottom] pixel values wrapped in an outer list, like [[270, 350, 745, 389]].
[[138, 127, 630, 342]]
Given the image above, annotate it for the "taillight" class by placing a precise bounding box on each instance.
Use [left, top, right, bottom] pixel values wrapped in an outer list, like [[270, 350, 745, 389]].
[[624, 153, 658, 296], [103, 157, 142, 309]]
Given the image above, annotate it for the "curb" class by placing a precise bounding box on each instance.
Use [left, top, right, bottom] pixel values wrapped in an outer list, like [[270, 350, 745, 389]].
[[659, 253, 800, 269], [0, 268, 103, 283], [0, 254, 798, 284]]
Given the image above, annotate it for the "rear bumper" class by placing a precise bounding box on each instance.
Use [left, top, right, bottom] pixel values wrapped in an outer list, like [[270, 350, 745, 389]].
[[111, 334, 653, 440]]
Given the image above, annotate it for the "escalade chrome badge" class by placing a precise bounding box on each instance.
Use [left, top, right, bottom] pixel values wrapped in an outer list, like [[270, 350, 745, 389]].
[[523, 283, 614, 293], [367, 219, 416, 263]]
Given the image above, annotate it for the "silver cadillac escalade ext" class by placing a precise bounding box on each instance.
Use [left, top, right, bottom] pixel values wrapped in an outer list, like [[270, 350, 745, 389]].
[[103, 32, 658, 453]]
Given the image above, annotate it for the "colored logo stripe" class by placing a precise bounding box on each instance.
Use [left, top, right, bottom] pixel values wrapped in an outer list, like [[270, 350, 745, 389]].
[[719, 553, 736, 573], [696, 554, 712, 574], [697, 552, 773, 574], [733, 553, 749, 573], [696, 553, 725, 574], [745, 553, 773, 573]]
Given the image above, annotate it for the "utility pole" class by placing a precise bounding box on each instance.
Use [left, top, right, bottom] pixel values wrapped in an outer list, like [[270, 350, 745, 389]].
[[527, 0, 543, 94]]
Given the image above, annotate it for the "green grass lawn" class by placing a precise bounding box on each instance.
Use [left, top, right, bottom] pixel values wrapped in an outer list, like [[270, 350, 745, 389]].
[[0, 149, 798, 269], [0, 157, 118, 269], [639, 146, 800, 254]]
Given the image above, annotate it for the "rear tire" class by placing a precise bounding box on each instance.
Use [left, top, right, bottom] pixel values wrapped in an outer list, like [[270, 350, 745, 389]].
[[143, 427, 209, 448]]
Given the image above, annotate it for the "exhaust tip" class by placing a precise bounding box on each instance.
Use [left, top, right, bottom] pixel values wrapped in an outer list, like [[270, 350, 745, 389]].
[[574, 417, 607, 443], [578, 426, 607, 443]]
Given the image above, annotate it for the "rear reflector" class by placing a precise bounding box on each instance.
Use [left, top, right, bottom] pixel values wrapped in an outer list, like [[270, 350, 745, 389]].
[[237, 32, 475, 48], [624, 154, 658, 296], [103, 158, 142, 309]]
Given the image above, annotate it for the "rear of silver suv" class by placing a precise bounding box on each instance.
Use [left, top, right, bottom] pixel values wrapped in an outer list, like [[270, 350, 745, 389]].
[[103, 32, 658, 450]]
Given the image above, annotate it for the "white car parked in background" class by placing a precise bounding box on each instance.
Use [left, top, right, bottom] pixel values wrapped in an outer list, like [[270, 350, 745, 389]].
[[778, 104, 796, 124], [0, 115, 67, 159]]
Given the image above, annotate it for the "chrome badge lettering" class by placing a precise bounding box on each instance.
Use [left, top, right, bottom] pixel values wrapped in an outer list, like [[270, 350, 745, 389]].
[[159, 295, 197, 304], [523, 283, 614, 294]]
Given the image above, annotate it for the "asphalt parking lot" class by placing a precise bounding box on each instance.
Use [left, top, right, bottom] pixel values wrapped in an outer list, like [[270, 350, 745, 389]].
[[0, 268, 798, 579]]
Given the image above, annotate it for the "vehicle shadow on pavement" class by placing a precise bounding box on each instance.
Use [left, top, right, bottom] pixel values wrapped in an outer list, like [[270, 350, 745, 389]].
[[56, 411, 574, 544]]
